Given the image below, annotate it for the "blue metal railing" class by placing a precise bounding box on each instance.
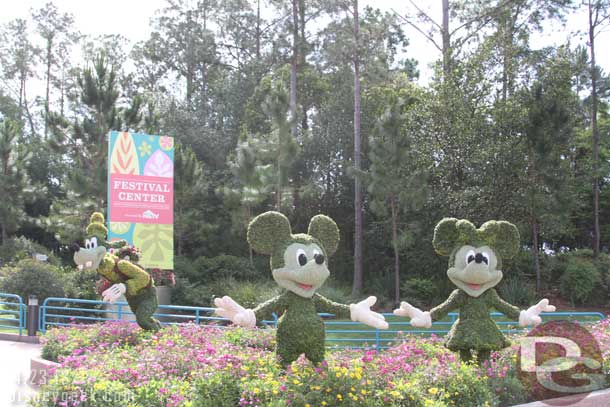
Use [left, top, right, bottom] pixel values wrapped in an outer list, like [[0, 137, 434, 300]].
[[38, 297, 277, 334], [0, 293, 25, 336], [36, 296, 605, 352], [320, 311, 607, 350]]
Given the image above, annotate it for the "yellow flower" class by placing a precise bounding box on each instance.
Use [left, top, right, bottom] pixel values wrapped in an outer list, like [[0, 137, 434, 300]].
[[322, 402, 327, 406], [361, 389, 367, 395], [337, 394, 343, 399], [253, 388, 260, 395], [336, 372, 342, 378], [425, 399, 435, 406], [293, 379, 300, 385], [428, 387, 439, 395], [305, 404, 311, 407]]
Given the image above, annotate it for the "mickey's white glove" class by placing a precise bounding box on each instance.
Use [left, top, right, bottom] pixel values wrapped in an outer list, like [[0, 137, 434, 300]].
[[393, 301, 432, 328], [102, 283, 126, 303], [350, 296, 388, 330], [519, 298, 555, 327], [214, 296, 256, 328]]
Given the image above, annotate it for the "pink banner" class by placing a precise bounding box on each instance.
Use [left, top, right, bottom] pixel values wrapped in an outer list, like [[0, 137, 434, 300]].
[[109, 174, 173, 224]]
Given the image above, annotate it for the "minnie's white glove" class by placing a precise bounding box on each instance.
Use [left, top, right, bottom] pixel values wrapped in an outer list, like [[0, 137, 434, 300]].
[[102, 283, 126, 303], [214, 296, 256, 328], [519, 298, 556, 327], [393, 301, 432, 328], [350, 296, 388, 329]]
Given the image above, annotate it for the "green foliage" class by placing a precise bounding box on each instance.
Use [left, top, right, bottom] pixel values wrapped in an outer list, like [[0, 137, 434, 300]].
[[307, 215, 340, 257], [192, 372, 241, 407], [247, 211, 292, 256], [0, 259, 64, 302], [498, 278, 536, 306], [0, 119, 31, 244], [560, 257, 601, 305], [401, 277, 440, 308], [0, 236, 57, 266], [34, 369, 134, 406], [433, 218, 520, 264]]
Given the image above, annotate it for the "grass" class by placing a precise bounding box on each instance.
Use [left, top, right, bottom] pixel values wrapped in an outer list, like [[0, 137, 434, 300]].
[[323, 312, 606, 349]]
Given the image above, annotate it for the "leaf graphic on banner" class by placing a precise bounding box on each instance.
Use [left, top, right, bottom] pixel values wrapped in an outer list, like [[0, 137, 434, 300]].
[[144, 150, 173, 178], [110, 132, 139, 174], [110, 222, 131, 235], [133, 223, 173, 267]]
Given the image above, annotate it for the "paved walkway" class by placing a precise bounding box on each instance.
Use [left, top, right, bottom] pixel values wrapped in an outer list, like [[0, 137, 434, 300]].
[[0, 340, 41, 406]]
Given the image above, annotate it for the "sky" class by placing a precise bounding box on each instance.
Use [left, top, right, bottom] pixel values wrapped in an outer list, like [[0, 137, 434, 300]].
[[1, 0, 609, 86]]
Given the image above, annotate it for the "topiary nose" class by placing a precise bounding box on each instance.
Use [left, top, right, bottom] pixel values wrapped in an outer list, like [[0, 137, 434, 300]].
[[314, 253, 325, 265], [474, 253, 484, 263], [71, 243, 81, 252]]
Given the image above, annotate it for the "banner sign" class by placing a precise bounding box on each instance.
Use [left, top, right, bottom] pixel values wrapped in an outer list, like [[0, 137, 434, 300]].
[[107, 131, 174, 269]]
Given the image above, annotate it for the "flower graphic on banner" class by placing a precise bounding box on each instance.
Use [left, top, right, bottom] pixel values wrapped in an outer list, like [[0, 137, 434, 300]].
[[144, 150, 174, 178], [159, 136, 174, 151], [138, 141, 152, 157]]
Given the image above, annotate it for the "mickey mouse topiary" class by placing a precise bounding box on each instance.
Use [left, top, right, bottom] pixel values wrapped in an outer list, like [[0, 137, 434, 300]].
[[73, 212, 161, 331], [394, 218, 555, 363], [215, 211, 388, 367]]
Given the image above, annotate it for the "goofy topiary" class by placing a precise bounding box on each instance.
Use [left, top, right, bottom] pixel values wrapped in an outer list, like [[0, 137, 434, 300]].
[[73, 212, 161, 331], [394, 218, 555, 363], [214, 211, 388, 367]]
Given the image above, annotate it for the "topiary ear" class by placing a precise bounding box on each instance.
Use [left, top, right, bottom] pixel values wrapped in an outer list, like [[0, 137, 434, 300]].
[[308, 215, 340, 257], [247, 211, 292, 255], [433, 218, 460, 256], [86, 211, 108, 240], [478, 220, 520, 260]]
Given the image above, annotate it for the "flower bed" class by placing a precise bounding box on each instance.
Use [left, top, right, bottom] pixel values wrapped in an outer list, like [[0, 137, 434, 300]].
[[32, 319, 610, 407]]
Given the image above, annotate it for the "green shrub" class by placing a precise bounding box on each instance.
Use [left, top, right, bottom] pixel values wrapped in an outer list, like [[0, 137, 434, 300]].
[[0, 259, 64, 302], [0, 236, 57, 266], [401, 277, 439, 308], [498, 277, 535, 306], [191, 254, 258, 283], [59, 266, 99, 300], [317, 280, 353, 304], [560, 257, 600, 305], [192, 372, 241, 407]]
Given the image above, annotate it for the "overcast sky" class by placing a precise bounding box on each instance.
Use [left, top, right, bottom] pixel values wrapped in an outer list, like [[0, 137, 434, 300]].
[[1, 0, 608, 86]]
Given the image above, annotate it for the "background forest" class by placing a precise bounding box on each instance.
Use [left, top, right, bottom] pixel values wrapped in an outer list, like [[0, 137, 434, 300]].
[[0, 0, 609, 311]]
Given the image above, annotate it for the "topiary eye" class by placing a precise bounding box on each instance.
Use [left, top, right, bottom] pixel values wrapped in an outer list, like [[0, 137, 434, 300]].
[[90, 237, 98, 248], [296, 249, 308, 266], [85, 239, 91, 249], [466, 249, 476, 264]]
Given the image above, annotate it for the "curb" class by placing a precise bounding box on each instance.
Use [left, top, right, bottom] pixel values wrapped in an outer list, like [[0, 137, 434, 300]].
[[0, 333, 40, 343], [30, 357, 60, 388], [514, 387, 610, 406]]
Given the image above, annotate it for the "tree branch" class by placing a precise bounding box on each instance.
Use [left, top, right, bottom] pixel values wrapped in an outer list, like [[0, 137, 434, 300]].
[[391, 8, 442, 52]]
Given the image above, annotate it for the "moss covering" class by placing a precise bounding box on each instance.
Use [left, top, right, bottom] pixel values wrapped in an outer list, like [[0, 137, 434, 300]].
[[428, 218, 525, 363], [75, 211, 160, 331], [246, 211, 350, 366]]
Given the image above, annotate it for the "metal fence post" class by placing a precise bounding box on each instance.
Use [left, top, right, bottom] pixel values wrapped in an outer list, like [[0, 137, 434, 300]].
[[27, 295, 39, 336]]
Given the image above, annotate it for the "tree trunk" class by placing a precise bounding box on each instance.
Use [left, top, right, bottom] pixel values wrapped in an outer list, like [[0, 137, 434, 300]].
[[441, 0, 451, 79], [532, 218, 541, 294], [352, 0, 364, 297], [290, 0, 299, 138], [0, 222, 6, 246], [588, 0, 600, 258], [391, 197, 400, 306], [299, 0, 308, 130], [44, 37, 52, 139], [277, 132, 282, 211], [255, 0, 261, 59]]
